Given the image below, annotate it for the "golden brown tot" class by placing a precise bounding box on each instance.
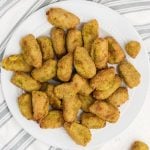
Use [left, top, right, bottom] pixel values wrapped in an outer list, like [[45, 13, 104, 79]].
[[93, 75, 121, 100], [118, 60, 140, 88], [66, 29, 83, 53], [63, 95, 81, 122], [46, 84, 62, 109], [51, 27, 66, 57], [37, 36, 54, 60], [106, 36, 125, 64], [32, 91, 49, 121], [64, 122, 91, 146], [71, 74, 86, 93], [40, 110, 64, 128], [57, 53, 73, 82], [78, 95, 95, 112], [54, 83, 75, 99], [125, 41, 141, 58], [46, 8, 80, 29], [18, 93, 33, 120], [90, 38, 108, 69], [74, 47, 96, 78], [31, 59, 57, 82], [78, 79, 93, 96], [89, 101, 120, 123], [81, 112, 106, 129], [107, 87, 129, 107], [11, 72, 41, 92], [82, 19, 99, 52], [21, 34, 42, 68], [90, 67, 115, 91], [131, 141, 149, 150], [2, 54, 32, 72]]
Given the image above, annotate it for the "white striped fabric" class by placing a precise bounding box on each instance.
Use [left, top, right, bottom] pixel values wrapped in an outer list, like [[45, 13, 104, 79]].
[[0, 0, 150, 150]]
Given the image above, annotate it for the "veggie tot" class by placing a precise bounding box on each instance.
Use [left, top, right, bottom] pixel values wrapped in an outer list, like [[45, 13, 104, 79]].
[[90, 67, 115, 91], [54, 83, 75, 99], [118, 60, 140, 88], [90, 38, 108, 69], [72, 74, 93, 96], [72, 74, 86, 93], [31, 59, 57, 82], [11, 72, 41, 92], [105, 36, 125, 64], [51, 27, 66, 57], [81, 112, 106, 129], [63, 95, 81, 122], [57, 53, 73, 82], [46, 84, 62, 109], [32, 91, 49, 121], [54, 74, 85, 100], [131, 141, 149, 150], [46, 8, 80, 29], [18, 93, 33, 120], [21, 34, 42, 68], [66, 29, 83, 53], [78, 95, 95, 112], [37, 36, 54, 60], [89, 101, 120, 123], [82, 19, 99, 52], [74, 47, 96, 79], [125, 41, 141, 58], [78, 79, 93, 96], [64, 122, 91, 146], [40, 110, 64, 128], [93, 75, 122, 100], [107, 87, 129, 107], [2, 54, 32, 72]]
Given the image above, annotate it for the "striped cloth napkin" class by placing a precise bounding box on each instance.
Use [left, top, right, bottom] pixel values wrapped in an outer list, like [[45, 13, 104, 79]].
[[0, 0, 150, 150]]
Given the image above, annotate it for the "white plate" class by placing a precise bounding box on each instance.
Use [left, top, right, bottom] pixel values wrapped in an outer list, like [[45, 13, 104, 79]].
[[1, 1, 150, 150]]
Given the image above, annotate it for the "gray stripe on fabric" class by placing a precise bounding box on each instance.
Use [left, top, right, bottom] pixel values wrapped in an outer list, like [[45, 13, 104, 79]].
[[0, 114, 12, 128], [0, 103, 7, 113], [18, 136, 35, 150], [134, 23, 150, 28], [0, 101, 6, 109], [0, 106, 11, 120], [48, 146, 62, 150], [0, 101, 5, 106], [48, 146, 55, 150], [41, 0, 61, 7], [98, 0, 102, 3], [110, 1, 150, 10], [143, 35, 150, 40], [10, 133, 32, 150], [0, 0, 12, 10], [38, 0, 54, 9], [1, 129, 24, 150], [0, 0, 21, 18], [138, 28, 150, 34], [22, 138, 36, 150], [120, 7, 150, 14], [0, 47, 6, 61], [102, 0, 123, 4]]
